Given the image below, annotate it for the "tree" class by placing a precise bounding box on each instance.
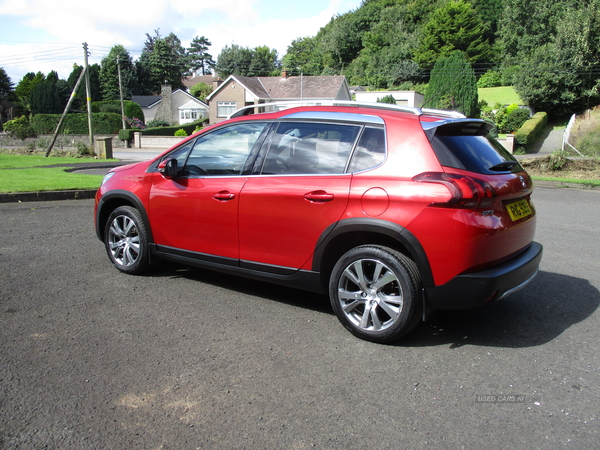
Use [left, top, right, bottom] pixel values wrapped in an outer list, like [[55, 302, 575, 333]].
[[100, 45, 136, 101], [498, 0, 562, 59], [68, 63, 101, 109], [14, 72, 44, 118], [30, 71, 68, 115], [188, 36, 215, 75], [0, 67, 14, 128], [248, 46, 280, 77], [214, 45, 255, 78], [512, 1, 600, 117], [282, 37, 324, 76], [423, 50, 478, 117], [190, 82, 213, 101], [414, 0, 493, 69], [137, 30, 189, 93]]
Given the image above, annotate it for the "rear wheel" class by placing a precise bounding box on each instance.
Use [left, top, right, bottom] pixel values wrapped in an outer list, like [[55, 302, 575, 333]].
[[104, 206, 149, 274], [329, 245, 422, 343]]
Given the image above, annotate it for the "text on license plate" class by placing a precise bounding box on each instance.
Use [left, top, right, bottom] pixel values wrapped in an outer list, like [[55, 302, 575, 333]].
[[506, 199, 532, 221]]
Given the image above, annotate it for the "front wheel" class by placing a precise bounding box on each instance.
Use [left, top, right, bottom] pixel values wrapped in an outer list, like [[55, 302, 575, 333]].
[[104, 206, 150, 274], [329, 245, 422, 343]]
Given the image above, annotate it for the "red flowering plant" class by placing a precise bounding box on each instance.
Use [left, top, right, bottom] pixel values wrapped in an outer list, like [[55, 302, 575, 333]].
[[126, 117, 147, 130]]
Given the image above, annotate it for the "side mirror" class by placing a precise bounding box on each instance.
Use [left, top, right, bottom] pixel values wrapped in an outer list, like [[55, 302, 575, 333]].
[[158, 158, 178, 179]]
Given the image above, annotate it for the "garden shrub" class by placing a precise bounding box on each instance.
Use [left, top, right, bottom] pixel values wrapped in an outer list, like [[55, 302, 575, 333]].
[[119, 118, 207, 143], [146, 119, 171, 128], [32, 113, 123, 134], [174, 129, 188, 137], [376, 94, 397, 104], [514, 112, 548, 153], [477, 70, 503, 88], [3, 116, 37, 140]]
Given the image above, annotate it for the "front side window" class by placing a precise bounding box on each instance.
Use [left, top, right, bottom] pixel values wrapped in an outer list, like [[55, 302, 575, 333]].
[[217, 102, 237, 117], [184, 122, 267, 176], [261, 122, 361, 174]]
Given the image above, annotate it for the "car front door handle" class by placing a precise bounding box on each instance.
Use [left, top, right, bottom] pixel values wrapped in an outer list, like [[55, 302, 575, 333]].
[[304, 190, 334, 203], [213, 191, 236, 201]]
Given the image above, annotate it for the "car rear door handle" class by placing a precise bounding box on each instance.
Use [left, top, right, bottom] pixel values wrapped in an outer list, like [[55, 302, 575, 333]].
[[213, 191, 236, 201], [304, 190, 334, 203]]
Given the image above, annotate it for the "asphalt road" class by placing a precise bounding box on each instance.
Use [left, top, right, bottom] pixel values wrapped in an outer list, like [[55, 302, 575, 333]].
[[1, 186, 599, 449]]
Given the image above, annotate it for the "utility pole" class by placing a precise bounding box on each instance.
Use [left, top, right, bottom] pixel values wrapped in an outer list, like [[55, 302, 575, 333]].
[[83, 43, 94, 147], [117, 56, 126, 130], [45, 68, 87, 157]]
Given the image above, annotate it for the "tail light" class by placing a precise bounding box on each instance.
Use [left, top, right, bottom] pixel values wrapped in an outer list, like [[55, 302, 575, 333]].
[[414, 172, 498, 209]]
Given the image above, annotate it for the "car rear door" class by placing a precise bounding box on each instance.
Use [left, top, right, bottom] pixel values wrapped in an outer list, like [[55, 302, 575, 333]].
[[238, 120, 362, 271]]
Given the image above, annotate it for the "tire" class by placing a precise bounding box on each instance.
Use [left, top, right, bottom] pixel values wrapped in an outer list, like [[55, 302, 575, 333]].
[[329, 245, 422, 343], [104, 206, 150, 275]]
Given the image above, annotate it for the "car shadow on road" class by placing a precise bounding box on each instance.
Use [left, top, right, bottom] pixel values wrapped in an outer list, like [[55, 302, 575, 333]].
[[401, 270, 599, 348], [152, 266, 598, 348], [152, 263, 333, 314]]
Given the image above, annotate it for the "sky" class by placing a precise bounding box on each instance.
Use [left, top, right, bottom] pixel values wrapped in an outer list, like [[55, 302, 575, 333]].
[[0, 0, 363, 84]]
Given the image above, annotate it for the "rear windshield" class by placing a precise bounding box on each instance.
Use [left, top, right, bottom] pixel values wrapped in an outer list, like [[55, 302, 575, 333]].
[[431, 128, 523, 175]]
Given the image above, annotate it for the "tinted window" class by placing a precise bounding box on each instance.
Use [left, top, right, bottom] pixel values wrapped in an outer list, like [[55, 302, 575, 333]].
[[431, 132, 523, 175], [261, 122, 360, 174], [348, 127, 385, 172], [184, 122, 267, 176]]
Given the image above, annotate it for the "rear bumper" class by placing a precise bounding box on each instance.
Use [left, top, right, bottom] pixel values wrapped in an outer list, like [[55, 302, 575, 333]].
[[424, 242, 543, 311]]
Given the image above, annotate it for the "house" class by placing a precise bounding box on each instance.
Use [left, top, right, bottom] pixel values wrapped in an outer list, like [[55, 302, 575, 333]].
[[132, 86, 209, 126], [205, 72, 352, 124], [354, 90, 424, 108]]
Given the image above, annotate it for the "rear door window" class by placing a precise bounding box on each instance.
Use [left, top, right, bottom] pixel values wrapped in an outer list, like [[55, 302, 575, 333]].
[[260, 122, 361, 174]]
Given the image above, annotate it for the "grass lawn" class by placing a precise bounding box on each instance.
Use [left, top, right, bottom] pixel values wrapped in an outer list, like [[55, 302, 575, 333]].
[[478, 86, 524, 106], [0, 167, 104, 193], [0, 154, 113, 193], [0, 154, 116, 169]]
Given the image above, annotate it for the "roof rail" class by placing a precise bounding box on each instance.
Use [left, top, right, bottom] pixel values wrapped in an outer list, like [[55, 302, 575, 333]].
[[228, 100, 468, 120], [228, 100, 424, 119]]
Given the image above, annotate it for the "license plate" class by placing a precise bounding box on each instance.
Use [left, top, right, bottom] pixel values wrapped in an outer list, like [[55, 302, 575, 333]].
[[506, 199, 532, 221]]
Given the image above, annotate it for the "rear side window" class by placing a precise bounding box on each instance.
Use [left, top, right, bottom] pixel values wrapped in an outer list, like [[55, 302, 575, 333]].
[[261, 122, 360, 174], [348, 127, 385, 172], [431, 125, 523, 175]]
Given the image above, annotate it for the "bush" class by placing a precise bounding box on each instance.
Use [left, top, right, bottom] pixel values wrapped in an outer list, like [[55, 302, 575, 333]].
[[92, 101, 144, 123], [514, 112, 548, 152], [571, 107, 600, 157], [376, 94, 397, 104], [3, 116, 37, 140], [174, 129, 188, 137], [32, 113, 123, 134], [118, 118, 207, 142], [146, 119, 171, 128], [126, 117, 146, 130], [477, 70, 503, 88]]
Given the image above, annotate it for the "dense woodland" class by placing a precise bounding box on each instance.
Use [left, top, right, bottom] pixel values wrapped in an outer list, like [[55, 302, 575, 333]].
[[2, 0, 600, 128]]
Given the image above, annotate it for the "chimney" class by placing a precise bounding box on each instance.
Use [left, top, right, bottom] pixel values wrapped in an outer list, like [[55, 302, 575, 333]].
[[281, 69, 288, 79]]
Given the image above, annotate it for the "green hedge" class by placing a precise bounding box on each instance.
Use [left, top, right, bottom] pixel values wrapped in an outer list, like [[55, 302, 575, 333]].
[[92, 101, 144, 123], [118, 119, 208, 142], [514, 112, 548, 153], [32, 113, 123, 135]]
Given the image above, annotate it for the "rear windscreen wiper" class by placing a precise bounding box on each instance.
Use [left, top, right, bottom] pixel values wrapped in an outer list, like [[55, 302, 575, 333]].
[[489, 161, 519, 171]]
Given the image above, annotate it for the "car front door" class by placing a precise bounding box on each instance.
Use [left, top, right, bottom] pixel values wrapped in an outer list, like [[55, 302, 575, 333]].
[[148, 122, 268, 261]]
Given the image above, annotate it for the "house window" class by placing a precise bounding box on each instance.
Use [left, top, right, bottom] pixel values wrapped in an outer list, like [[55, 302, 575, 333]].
[[180, 109, 200, 121], [217, 102, 237, 117]]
